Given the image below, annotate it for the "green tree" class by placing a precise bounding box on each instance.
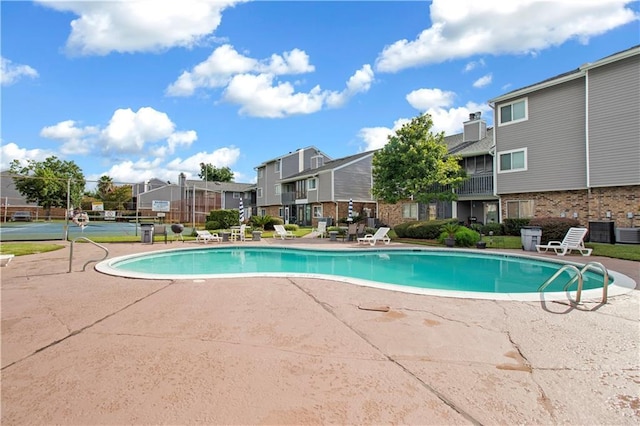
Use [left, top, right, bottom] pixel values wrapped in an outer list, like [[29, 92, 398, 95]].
[[9, 156, 86, 219], [102, 185, 132, 211], [371, 114, 466, 204], [97, 175, 115, 199], [199, 163, 234, 182]]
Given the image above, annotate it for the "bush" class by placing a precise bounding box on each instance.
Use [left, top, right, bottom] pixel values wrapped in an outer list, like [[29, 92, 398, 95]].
[[394, 219, 454, 239], [437, 226, 481, 247], [503, 218, 530, 236], [206, 209, 239, 229], [249, 215, 282, 230], [481, 222, 504, 236], [284, 224, 299, 232], [205, 220, 221, 231], [529, 217, 580, 244]]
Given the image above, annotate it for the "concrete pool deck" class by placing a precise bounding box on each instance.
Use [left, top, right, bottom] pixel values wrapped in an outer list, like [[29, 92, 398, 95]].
[[1, 239, 639, 424]]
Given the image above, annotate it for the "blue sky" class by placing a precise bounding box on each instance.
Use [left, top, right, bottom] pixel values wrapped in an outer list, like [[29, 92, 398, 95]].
[[2, 0, 639, 188]]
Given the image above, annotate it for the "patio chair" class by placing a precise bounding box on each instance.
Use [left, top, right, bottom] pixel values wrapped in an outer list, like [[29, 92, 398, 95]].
[[356, 223, 366, 238], [313, 221, 327, 238], [231, 224, 247, 242], [347, 223, 358, 241], [195, 230, 222, 244], [535, 227, 592, 256], [357, 227, 391, 246], [273, 224, 296, 240]]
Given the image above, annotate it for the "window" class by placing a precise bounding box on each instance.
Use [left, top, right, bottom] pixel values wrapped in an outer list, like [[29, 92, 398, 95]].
[[311, 155, 324, 169], [275, 160, 281, 173], [274, 184, 281, 195], [257, 188, 263, 198], [498, 148, 527, 173], [402, 203, 418, 219], [307, 178, 317, 190], [257, 168, 264, 179], [506, 200, 534, 218], [499, 98, 527, 125], [313, 205, 322, 218], [233, 192, 241, 198], [260, 208, 266, 216], [278, 208, 283, 217]]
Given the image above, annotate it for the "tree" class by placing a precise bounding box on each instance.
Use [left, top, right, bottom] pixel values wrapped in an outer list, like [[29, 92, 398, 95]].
[[9, 156, 86, 219], [199, 163, 234, 182], [371, 114, 466, 204], [97, 175, 115, 199]]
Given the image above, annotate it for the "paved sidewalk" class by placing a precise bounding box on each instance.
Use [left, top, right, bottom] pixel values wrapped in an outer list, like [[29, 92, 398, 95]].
[[1, 240, 638, 424]]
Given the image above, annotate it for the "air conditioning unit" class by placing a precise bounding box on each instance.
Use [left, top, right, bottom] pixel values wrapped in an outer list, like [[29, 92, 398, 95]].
[[615, 227, 640, 244]]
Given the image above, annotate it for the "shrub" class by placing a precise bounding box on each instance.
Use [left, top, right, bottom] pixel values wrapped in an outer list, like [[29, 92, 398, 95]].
[[327, 226, 346, 236], [284, 224, 299, 232], [250, 215, 282, 230], [205, 220, 221, 231], [481, 222, 503, 236], [206, 209, 239, 229], [437, 226, 481, 247], [503, 218, 530, 236], [529, 217, 580, 244], [394, 219, 454, 239]]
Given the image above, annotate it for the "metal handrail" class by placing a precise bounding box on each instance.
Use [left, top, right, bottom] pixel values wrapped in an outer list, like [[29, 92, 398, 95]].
[[538, 261, 610, 304], [68, 237, 109, 272], [538, 264, 583, 302]]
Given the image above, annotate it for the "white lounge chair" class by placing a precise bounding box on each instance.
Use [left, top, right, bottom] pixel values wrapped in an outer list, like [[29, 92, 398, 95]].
[[231, 224, 247, 242], [273, 224, 296, 239], [0, 254, 15, 267], [195, 230, 222, 243], [535, 227, 592, 256], [313, 221, 327, 238], [357, 227, 391, 246]]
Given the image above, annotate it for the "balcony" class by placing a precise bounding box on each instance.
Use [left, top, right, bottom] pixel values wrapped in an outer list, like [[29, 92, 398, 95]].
[[456, 173, 493, 196]]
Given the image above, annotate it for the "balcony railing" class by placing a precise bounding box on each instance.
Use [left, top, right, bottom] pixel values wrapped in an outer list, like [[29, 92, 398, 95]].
[[456, 173, 493, 196]]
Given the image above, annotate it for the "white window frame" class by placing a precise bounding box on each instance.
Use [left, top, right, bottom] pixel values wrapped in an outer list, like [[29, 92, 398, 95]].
[[307, 178, 317, 190], [311, 155, 324, 169], [260, 208, 266, 216], [498, 148, 527, 173], [313, 205, 322, 218], [402, 203, 418, 219], [278, 207, 284, 217], [498, 98, 528, 126], [257, 168, 264, 179], [275, 160, 281, 173], [274, 184, 281, 195], [506, 200, 534, 218], [233, 192, 241, 199], [257, 188, 263, 198]]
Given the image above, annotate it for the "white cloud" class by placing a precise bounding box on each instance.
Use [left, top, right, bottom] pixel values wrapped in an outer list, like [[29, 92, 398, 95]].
[[40, 120, 99, 155], [38, 0, 245, 55], [464, 59, 485, 72], [326, 64, 375, 108], [100, 107, 177, 154], [1, 57, 38, 86], [406, 88, 455, 110], [375, 0, 638, 72], [166, 45, 315, 97], [223, 73, 326, 118], [425, 102, 491, 135], [165, 146, 242, 180], [0, 142, 55, 171], [472, 73, 492, 88], [358, 118, 410, 151]]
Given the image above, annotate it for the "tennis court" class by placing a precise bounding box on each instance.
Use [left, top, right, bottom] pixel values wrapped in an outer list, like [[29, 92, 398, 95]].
[[0, 220, 189, 242]]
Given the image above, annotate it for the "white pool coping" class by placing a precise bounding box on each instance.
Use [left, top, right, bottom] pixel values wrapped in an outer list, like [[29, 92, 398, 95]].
[[95, 245, 637, 302]]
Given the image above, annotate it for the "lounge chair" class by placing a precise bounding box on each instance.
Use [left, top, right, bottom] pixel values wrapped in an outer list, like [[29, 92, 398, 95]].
[[273, 224, 296, 239], [357, 227, 391, 246], [0, 254, 14, 267], [535, 227, 592, 256], [195, 230, 222, 243], [313, 221, 327, 238]]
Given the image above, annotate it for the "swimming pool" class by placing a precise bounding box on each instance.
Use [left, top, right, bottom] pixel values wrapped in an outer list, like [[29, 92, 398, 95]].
[[95, 246, 635, 301]]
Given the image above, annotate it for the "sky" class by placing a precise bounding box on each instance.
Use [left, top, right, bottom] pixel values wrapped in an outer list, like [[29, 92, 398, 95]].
[[1, 0, 639, 188]]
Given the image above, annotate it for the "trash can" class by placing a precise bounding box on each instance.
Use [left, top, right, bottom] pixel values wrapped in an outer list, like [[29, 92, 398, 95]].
[[252, 231, 262, 241], [520, 226, 542, 251], [141, 223, 154, 244]]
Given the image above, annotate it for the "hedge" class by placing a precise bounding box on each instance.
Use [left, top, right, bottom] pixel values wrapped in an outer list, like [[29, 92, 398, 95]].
[[529, 217, 580, 244]]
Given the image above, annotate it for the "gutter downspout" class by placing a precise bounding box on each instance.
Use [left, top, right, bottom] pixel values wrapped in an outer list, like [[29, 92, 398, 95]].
[[585, 70, 592, 221], [489, 102, 502, 222]]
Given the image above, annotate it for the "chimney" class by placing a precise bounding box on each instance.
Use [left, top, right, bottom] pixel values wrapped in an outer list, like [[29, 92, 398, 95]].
[[463, 112, 487, 142]]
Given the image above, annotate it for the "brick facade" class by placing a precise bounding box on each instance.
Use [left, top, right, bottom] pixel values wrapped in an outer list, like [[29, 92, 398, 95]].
[[378, 201, 413, 228], [501, 185, 639, 228]]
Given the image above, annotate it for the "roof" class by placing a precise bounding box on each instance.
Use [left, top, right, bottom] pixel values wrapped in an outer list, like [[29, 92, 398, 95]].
[[280, 151, 375, 182], [255, 146, 332, 168], [489, 44, 640, 103], [185, 180, 255, 192], [443, 127, 494, 157]]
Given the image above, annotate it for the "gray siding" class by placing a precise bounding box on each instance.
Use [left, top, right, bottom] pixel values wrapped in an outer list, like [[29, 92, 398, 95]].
[[496, 77, 587, 194], [317, 172, 332, 201], [280, 152, 299, 179], [333, 156, 374, 200], [262, 162, 282, 206], [588, 55, 640, 187]]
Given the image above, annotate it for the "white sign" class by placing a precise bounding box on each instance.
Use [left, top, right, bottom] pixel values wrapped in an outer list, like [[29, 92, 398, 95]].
[[92, 202, 104, 211], [152, 200, 171, 212], [104, 211, 116, 220]]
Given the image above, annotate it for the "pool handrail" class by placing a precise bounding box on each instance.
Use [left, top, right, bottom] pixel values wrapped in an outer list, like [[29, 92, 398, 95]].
[[538, 261, 609, 304], [69, 237, 109, 272]]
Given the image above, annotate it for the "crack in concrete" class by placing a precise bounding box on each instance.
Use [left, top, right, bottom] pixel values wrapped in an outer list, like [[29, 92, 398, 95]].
[[1, 281, 175, 372], [288, 278, 483, 426]]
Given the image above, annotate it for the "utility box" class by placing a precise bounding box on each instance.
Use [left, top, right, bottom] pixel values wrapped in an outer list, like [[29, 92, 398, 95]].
[[589, 221, 615, 244], [140, 223, 154, 244], [520, 226, 542, 251]]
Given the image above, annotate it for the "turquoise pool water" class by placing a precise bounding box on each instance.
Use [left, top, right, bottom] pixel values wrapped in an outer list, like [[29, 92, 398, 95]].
[[99, 246, 613, 295]]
